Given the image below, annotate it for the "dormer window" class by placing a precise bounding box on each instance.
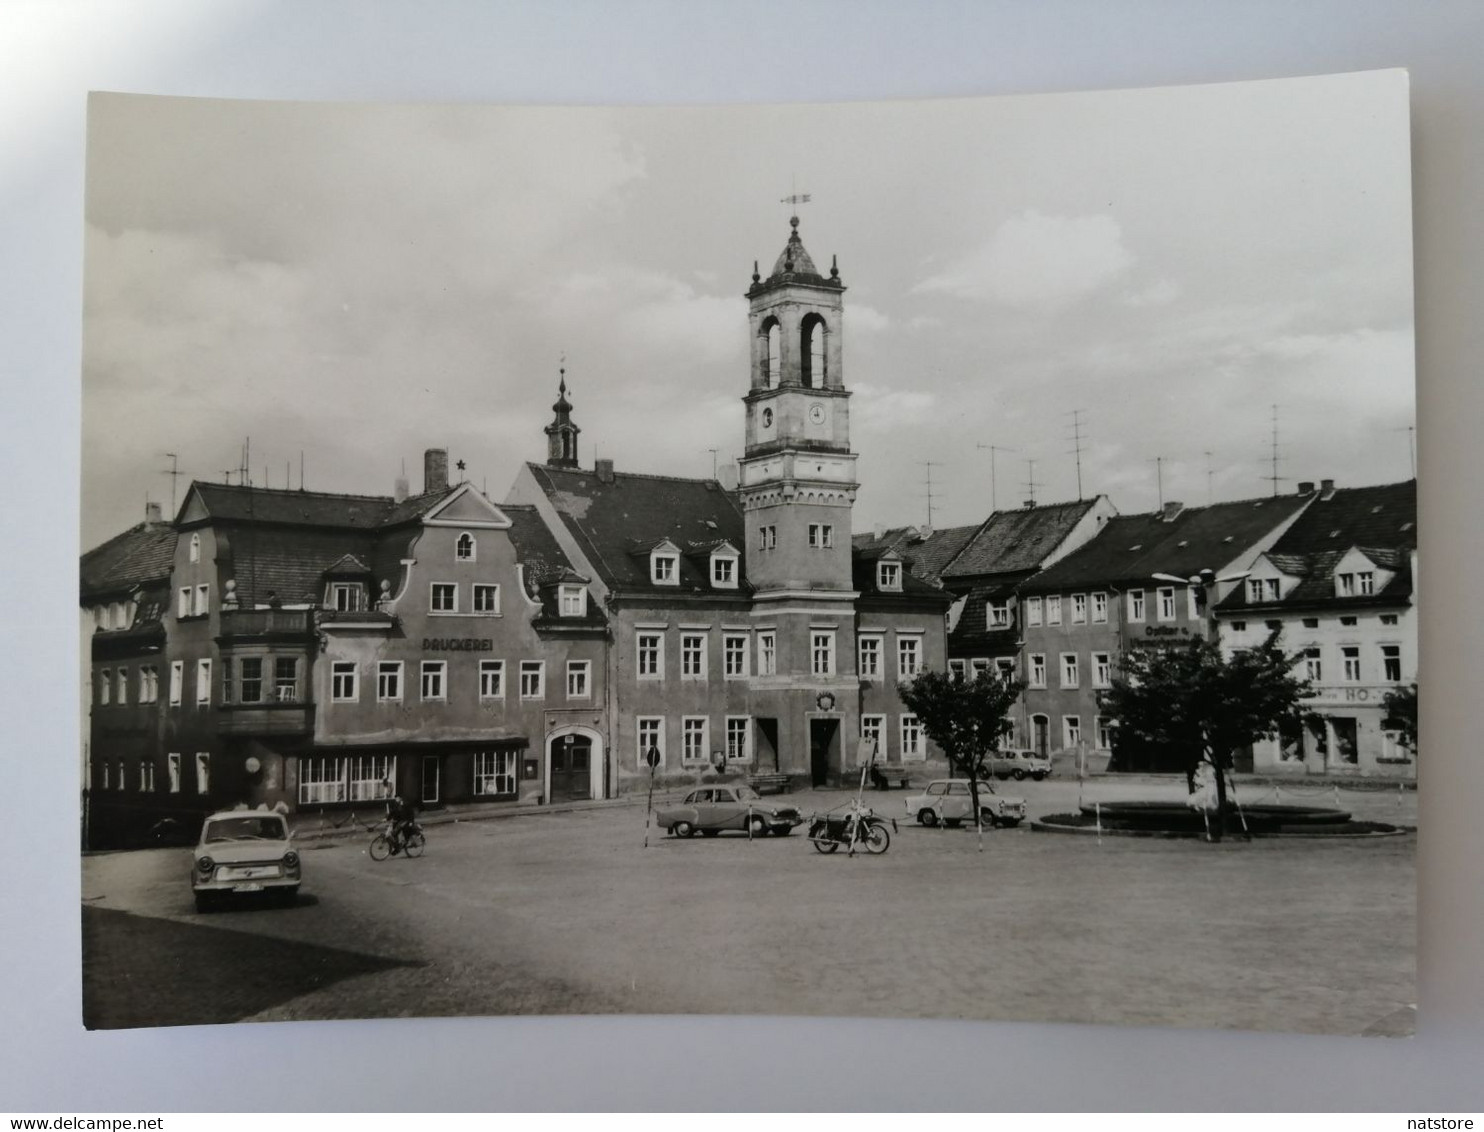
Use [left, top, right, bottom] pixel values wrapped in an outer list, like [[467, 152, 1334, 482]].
[[1337, 573, 1355, 597], [456, 532, 476, 561], [652, 552, 679, 586], [1247, 578, 1281, 603], [559, 585, 587, 617], [329, 583, 363, 612], [712, 554, 738, 589], [877, 561, 901, 592]]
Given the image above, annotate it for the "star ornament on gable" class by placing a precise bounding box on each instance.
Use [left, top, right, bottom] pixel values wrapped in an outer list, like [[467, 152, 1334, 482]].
[[455, 459, 467, 480]]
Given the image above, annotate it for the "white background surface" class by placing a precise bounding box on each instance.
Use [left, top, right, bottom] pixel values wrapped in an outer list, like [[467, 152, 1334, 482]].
[[1, 0, 1481, 1112]]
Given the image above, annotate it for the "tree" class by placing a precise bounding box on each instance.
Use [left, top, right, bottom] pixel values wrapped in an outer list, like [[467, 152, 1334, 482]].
[[1382, 683, 1419, 753], [897, 669, 1027, 842], [1098, 633, 1314, 841]]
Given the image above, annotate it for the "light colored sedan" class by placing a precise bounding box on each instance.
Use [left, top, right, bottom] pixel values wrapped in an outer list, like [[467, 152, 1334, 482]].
[[904, 779, 1027, 828], [655, 785, 804, 838], [191, 809, 301, 911], [986, 749, 1052, 780]]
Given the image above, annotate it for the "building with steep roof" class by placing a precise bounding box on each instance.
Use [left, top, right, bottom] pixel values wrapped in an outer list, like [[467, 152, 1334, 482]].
[[1014, 491, 1317, 767], [509, 215, 951, 791], [1214, 479, 1417, 778], [80, 450, 606, 847]]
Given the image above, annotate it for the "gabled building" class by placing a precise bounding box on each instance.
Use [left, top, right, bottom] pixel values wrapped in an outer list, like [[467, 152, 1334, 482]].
[[1214, 479, 1417, 778], [1015, 491, 1316, 766], [80, 451, 605, 847], [930, 497, 1118, 683]]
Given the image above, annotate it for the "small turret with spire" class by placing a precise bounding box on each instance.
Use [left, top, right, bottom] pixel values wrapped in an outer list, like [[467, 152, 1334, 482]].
[[544, 361, 581, 468]]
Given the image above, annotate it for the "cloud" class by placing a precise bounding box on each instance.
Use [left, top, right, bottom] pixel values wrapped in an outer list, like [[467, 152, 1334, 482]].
[[848, 304, 890, 333], [914, 210, 1135, 307], [1122, 278, 1182, 307], [851, 383, 938, 430]]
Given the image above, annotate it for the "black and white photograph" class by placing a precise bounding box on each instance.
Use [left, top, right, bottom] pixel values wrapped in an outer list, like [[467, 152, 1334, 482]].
[[77, 70, 1418, 1039]]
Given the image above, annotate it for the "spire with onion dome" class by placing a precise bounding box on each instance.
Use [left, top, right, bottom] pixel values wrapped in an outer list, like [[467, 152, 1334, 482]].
[[544, 361, 581, 468]]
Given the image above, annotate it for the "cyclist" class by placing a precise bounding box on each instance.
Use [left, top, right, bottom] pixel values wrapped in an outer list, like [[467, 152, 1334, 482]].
[[386, 792, 418, 850]]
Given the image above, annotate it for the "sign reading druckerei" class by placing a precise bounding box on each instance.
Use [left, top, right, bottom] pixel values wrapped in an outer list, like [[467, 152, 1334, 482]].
[[422, 637, 494, 651]]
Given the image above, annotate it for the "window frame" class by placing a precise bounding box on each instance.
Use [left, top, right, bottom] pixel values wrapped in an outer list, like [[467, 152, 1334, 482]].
[[681, 716, 709, 764], [558, 584, 587, 617], [479, 659, 505, 700], [456, 532, 476, 561], [1071, 594, 1087, 624], [808, 523, 834, 549], [1380, 644, 1402, 683], [195, 752, 210, 795], [566, 660, 591, 700], [987, 600, 1010, 629], [331, 661, 359, 703], [857, 634, 883, 679], [473, 749, 518, 798], [757, 631, 777, 677], [711, 554, 739, 589], [1028, 653, 1047, 688], [860, 714, 886, 759], [1128, 589, 1146, 622], [637, 631, 664, 680], [519, 660, 546, 700], [430, 582, 459, 614], [811, 630, 836, 677], [472, 583, 501, 615], [1341, 646, 1361, 683], [725, 716, 753, 764], [1091, 591, 1108, 624], [377, 661, 404, 702], [877, 561, 902, 591], [169, 661, 184, 706], [723, 633, 750, 679], [1025, 596, 1043, 627], [899, 715, 924, 762], [1157, 586, 1177, 622], [195, 658, 211, 706], [896, 634, 923, 680], [651, 552, 679, 586], [1046, 595, 1062, 626], [167, 752, 181, 793], [1092, 652, 1112, 688], [680, 632, 708, 681], [420, 660, 447, 702], [1060, 652, 1080, 689], [1063, 715, 1083, 749], [637, 716, 665, 769]]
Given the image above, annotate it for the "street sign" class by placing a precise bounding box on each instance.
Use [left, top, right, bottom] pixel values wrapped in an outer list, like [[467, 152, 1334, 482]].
[[645, 745, 661, 769]]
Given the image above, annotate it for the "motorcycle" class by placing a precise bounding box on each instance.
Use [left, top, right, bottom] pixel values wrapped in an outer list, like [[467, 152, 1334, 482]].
[[807, 800, 896, 855]]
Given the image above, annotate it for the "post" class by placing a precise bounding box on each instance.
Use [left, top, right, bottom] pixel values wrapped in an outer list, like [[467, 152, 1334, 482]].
[[642, 744, 660, 847]]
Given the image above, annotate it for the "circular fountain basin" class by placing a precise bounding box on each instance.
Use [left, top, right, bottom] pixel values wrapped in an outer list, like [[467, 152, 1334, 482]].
[[1031, 801, 1404, 838]]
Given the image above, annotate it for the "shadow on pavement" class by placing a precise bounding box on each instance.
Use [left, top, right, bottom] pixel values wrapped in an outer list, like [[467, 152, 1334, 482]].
[[82, 904, 420, 1030]]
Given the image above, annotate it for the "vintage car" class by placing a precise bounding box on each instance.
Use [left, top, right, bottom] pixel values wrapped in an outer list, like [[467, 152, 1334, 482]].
[[191, 809, 301, 911], [904, 779, 1027, 828], [984, 748, 1053, 781], [656, 785, 805, 838]]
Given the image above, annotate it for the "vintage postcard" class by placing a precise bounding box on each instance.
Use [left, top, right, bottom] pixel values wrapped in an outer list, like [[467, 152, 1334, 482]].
[[80, 71, 1416, 1034]]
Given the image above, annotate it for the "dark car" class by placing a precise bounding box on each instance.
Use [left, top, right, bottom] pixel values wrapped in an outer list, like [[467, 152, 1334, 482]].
[[655, 785, 804, 838]]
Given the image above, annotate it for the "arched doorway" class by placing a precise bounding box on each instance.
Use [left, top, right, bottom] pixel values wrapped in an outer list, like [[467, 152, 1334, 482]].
[[1031, 714, 1050, 756], [546, 727, 603, 802]]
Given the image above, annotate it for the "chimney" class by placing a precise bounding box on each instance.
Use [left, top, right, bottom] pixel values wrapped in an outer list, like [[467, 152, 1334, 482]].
[[1161, 501, 1184, 522], [1297, 481, 1315, 495], [595, 458, 615, 484], [1320, 478, 1336, 498], [1023, 500, 1036, 509], [145, 501, 163, 525], [424, 448, 449, 494]]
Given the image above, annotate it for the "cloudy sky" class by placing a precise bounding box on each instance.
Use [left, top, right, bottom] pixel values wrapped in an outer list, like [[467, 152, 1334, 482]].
[[82, 70, 1414, 548]]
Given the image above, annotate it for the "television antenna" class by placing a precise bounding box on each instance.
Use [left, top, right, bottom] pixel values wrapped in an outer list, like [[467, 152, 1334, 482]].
[[975, 443, 1017, 513]]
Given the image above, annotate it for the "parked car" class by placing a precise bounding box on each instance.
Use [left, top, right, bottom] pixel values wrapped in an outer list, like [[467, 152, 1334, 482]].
[[984, 748, 1052, 781], [656, 785, 804, 838], [905, 779, 1027, 828], [191, 809, 301, 911]]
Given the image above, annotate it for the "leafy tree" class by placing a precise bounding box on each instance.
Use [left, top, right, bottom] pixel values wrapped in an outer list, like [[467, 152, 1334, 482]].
[[1098, 633, 1313, 841], [897, 669, 1027, 839], [1382, 683, 1419, 753]]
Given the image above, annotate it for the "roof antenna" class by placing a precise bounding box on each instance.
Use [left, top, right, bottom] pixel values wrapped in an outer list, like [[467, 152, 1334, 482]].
[[161, 453, 182, 516], [1065, 409, 1087, 501], [976, 443, 1016, 513]]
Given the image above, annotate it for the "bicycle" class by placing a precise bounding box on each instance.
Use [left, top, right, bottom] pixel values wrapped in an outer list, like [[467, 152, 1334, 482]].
[[369, 820, 426, 861]]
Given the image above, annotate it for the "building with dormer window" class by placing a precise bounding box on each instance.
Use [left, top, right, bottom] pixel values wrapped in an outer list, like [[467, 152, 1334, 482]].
[[1214, 479, 1417, 778]]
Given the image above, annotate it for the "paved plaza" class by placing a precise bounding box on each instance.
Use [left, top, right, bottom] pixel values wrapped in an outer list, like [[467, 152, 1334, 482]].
[[82, 777, 1415, 1035]]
